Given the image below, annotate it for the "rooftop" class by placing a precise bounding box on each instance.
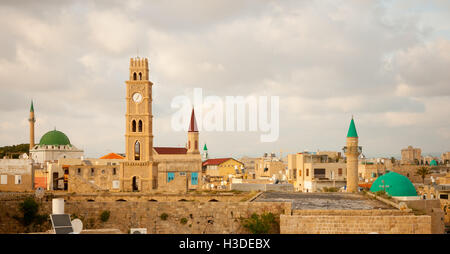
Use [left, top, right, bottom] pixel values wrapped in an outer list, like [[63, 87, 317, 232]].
[[254, 192, 392, 210]]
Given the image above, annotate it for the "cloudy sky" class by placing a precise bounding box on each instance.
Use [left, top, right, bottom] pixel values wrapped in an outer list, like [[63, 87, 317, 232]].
[[0, 0, 449, 159]]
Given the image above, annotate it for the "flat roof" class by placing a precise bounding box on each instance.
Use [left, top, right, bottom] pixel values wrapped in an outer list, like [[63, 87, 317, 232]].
[[254, 192, 393, 210]]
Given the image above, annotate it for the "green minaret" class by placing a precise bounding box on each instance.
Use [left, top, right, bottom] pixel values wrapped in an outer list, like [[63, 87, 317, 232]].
[[344, 116, 361, 192], [29, 100, 36, 150]]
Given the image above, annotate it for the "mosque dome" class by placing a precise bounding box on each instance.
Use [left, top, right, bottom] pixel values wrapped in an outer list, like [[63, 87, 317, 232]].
[[39, 130, 71, 146], [430, 160, 438, 166], [370, 171, 417, 197]]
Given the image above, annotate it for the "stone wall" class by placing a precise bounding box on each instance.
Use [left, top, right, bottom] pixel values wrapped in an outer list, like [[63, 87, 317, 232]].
[[230, 183, 294, 192], [0, 197, 290, 234], [280, 214, 431, 234]]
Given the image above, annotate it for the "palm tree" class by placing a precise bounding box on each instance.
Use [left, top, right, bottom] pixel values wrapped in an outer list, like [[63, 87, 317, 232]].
[[416, 166, 430, 184]]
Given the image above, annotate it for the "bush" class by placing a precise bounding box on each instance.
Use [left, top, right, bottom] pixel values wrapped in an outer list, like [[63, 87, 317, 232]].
[[322, 187, 338, 192], [180, 218, 188, 225], [13, 197, 49, 232], [100, 210, 110, 222], [241, 212, 279, 234], [160, 213, 168, 220]]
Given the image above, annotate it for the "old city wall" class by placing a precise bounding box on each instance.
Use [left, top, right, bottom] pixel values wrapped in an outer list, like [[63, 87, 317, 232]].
[[280, 214, 431, 234], [0, 195, 290, 234]]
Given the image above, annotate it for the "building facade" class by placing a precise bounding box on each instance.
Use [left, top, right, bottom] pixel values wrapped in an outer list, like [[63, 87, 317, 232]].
[[401, 146, 422, 165], [288, 152, 347, 192]]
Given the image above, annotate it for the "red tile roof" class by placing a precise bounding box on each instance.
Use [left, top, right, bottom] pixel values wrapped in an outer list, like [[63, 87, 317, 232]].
[[154, 147, 187, 155], [202, 158, 233, 166], [188, 108, 198, 132], [99, 153, 125, 159]]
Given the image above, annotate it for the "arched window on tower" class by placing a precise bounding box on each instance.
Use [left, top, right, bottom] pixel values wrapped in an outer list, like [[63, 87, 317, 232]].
[[133, 72, 137, 80], [132, 120, 136, 132], [139, 72, 142, 80], [134, 141, 140, 161], [138, 120, 143, 132]]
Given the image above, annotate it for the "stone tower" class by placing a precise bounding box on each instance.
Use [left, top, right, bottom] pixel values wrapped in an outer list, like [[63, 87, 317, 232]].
[[187, 108, 199, 154], [28, 100, 35, 150], [124, 57, 153, 161], [121, 57, 158, 192], [344, 117, 361, 192]]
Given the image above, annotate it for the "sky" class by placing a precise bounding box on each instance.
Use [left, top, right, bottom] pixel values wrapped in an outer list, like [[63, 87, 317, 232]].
[[0, 0, 449, 159]]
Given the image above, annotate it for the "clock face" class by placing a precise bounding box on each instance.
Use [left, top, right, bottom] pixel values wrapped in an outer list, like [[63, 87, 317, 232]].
[[132, 93, 143, 103]]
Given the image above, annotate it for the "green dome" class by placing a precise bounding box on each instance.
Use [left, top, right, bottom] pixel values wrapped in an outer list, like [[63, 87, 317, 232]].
[[39, 130, 71, 146], [370, 171, 417, 196], [430, 160, 438, 166]]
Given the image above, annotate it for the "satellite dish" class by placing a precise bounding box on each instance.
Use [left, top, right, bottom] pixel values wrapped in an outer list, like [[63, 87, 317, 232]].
[[35, 187, 45, 199], [71, 219, 83, 234]]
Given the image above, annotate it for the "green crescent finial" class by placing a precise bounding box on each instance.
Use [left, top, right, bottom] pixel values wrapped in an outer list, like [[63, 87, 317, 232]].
[[347, 117, 358, 138]]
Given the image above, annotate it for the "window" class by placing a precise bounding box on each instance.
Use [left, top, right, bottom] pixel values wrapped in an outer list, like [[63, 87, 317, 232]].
[[133, 72, 137, 80], [195, 141, 198, 150], [1, 175, 7, 184], [112, 180, 120, 189], [314, 168, 326, 179], [77, 168, 81, 175], [191, 172, 198, 185], [132, 120, 136, 132], [188, 141, 191, 149], [90, 168, 95, 176], [440, 194, 448, 200], [306, 169, 309, 176], [134, 141, 141, 161], [179, 172, 186, 176], [338, 168, 343, 176], [138, 120, 143, 132], [167, 172, 175, 183], [139, 72, 142, 80], [113, 168, 117, 175]]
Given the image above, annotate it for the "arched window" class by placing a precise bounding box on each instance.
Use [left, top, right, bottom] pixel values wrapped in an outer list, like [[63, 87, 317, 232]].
[[133, 72, 137, 80], [134, 141, 140, 161], [306, 168, 309, 176], [139, 72, 142, 80], [138, 120, 143, 132], [132, 120, 136, 132]]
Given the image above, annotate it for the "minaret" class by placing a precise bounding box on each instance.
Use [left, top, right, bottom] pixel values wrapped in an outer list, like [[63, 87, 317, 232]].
[[202, 144, 208, 160], [344, 117, 361, 192], [187, 108, 199, 154], [28, 100, 36, 150]]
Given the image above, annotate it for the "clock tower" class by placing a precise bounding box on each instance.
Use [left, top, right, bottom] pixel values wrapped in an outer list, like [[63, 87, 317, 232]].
[[121, 57, 158, 192], [125, 57, 153, 161]]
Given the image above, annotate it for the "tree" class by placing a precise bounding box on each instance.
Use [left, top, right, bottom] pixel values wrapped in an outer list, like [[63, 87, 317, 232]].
[[390, 157, 396, 164], [416, 166, 430, 184]]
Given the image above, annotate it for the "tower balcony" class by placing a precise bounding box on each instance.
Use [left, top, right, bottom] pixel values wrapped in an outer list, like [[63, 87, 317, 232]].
[[343, 146, 362, 155]]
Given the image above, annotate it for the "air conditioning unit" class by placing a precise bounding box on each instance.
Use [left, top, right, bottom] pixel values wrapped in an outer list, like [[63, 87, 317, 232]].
[[130, 228, 147, 234]]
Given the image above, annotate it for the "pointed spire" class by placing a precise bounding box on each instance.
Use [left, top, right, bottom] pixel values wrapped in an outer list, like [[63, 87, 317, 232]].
[[203, 144, 208, 151], [188, 108, 198, 132], [347, 116, 358, 138], [30, 100, 34, 112]]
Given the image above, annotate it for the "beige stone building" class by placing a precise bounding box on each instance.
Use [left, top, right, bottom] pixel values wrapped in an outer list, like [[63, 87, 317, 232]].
[[288, 152, 347, 192], [0, 155, 34, 192], [254, 153, 287, 181], [67, 57, 202, 193], [442, 152, 450, 165], [401, 146, 422, 165]]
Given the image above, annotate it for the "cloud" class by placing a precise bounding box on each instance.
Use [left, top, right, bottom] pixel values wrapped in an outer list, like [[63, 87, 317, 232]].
[[0, 0, 449, 158]]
